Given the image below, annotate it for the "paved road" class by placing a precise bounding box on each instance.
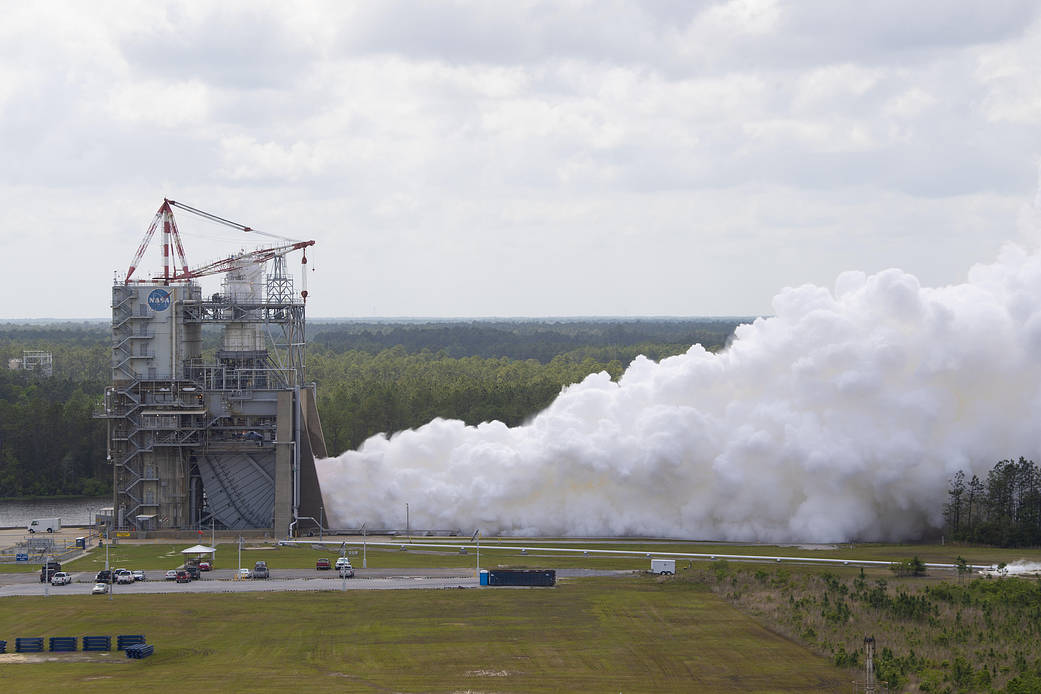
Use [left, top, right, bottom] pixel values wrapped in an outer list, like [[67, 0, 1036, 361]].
[[1, 574, 479, 597]]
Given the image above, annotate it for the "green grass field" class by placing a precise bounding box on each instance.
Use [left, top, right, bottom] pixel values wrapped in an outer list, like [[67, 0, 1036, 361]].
[[0, 575, 849, 692], [4, 539, 1039, 691]]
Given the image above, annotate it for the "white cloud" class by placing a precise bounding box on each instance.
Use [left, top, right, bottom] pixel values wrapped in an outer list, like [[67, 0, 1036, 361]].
[[975, 15, 1041, 124], [106, 80, 210, 127], [0, 1, 1039, 319], [882, 87, 937, 120], [218, 136, 332, 181]]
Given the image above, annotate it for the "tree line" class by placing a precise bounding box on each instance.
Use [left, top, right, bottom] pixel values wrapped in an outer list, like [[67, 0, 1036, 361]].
[[309, 318, 746, 362], [310, 345, 645, 455], [0, 320, 743, 496], [0, 368, 109, 497], [944, 457, 1041, 547]]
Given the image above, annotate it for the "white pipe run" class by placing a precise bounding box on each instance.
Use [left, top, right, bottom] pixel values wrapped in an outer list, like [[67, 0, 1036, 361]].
[[277, 540, 992, 572]]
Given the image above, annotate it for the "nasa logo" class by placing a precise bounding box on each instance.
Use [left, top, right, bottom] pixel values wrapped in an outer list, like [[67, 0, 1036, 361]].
[[147, 288, 171, 311]]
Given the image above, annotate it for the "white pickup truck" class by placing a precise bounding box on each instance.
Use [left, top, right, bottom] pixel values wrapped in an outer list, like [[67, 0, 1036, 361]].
[[50, 572, 72, 586], [335, 557, 354, 577]]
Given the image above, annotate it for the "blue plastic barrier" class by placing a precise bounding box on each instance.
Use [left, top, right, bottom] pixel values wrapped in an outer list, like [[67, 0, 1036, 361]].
[[125, 643, 154, 659], [0, 639, 6, 653], [117, 634, 145, 651], [82, 635, 111, 651], [49, 637, 77, 652], [15, 637, 44, 653]]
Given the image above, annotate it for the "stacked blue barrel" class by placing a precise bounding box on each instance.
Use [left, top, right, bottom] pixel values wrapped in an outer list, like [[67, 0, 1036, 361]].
[[1, 633, 152, 656], [125, 643, 155, 659]]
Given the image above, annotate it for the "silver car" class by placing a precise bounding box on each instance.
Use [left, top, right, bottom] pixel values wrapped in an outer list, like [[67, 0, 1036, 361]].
[[91, 582, 109, 595]]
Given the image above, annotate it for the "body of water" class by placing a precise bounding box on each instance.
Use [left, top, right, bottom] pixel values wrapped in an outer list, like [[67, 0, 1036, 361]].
[[0, 496, 108, 528]]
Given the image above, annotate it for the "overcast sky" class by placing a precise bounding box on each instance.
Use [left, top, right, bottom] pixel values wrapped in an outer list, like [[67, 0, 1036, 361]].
[[1, 1, 1039, 320]]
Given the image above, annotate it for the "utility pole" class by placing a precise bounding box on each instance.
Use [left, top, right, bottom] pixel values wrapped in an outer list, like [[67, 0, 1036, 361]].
[[340, 542, 347, 591], [319, 506, 323, 541]]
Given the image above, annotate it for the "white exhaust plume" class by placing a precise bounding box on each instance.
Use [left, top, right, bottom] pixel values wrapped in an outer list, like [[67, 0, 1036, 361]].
[[1001, 561, 1041, 575], [316, 245, 1041, 542]]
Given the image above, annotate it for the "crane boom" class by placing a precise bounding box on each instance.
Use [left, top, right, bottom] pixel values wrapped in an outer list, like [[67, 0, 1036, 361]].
[[184, 240, 315, 279], [123, 199, 315, 302]]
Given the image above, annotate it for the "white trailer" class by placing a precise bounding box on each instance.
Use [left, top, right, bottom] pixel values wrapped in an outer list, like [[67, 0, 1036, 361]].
[[28, 517, 61, 533], [651, 559, 676, 575]]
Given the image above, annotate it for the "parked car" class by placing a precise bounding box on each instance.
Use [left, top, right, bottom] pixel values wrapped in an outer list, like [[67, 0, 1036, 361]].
[[335, 557, 354, 578], [252, 561, 269, 579], [185, 566, 201, 580], [132, 569, 146, 582], [95, 569, 113, 584], [114, 569, 134, 584], [50, 572, 72, 586], [238, 568, 251, 579], [198, 561, 212, 571], [316, 558, 331, 570], [164, 570, 178, 581], [40, 560, 62, 583], [91, 582, 109, 595], [175, 570, 190, 583]]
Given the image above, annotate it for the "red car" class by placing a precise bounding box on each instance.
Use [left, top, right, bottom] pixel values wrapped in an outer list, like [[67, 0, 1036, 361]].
[[316, 558, 331, 570], [199, 561, 212, 571], [175, 570, 191, 583]]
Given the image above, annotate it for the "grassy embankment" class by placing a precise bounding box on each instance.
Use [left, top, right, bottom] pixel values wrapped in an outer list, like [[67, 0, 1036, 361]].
[[694, 559, 1041, 693]]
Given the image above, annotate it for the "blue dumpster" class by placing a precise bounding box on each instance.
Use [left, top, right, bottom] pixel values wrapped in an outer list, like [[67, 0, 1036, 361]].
[[487, 569, 556, 587]]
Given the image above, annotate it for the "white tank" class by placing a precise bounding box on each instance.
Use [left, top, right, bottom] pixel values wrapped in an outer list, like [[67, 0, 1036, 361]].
[[222, 263, 265, 352]]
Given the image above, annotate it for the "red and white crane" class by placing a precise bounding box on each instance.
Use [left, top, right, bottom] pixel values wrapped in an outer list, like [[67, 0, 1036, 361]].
[[123, 198, 314, 300]]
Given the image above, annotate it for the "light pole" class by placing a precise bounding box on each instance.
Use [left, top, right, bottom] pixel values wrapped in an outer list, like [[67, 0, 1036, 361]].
[[319, 506, 324, 541], [237, 536, 243, 579], [472, 529, 480, 577], [360, 523, 367, 569]]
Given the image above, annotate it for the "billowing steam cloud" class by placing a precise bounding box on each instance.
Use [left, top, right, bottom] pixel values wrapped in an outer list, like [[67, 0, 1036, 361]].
[[316, 245, 1041, 542]]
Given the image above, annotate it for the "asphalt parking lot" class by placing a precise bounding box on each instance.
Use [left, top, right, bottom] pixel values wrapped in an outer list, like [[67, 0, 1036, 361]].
[[0, 567, 631, 597]]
